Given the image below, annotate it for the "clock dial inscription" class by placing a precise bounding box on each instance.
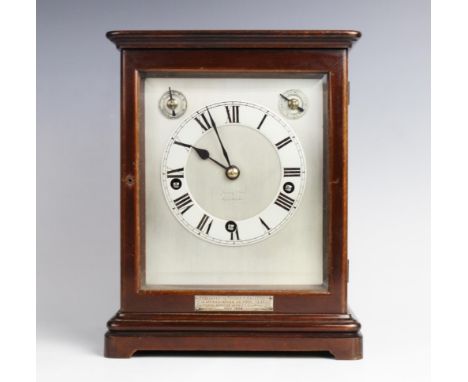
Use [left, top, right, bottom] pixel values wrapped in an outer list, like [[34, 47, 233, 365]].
[[162, 101, 306, 246]]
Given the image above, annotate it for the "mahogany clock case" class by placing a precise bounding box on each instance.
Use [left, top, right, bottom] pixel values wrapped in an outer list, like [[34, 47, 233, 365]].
[[104, 30, 362, 359]]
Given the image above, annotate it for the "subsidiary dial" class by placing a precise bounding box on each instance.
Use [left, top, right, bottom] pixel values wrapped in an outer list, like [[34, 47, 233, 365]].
[[159, 87, 187, 119], [278, 89, 308, 119]]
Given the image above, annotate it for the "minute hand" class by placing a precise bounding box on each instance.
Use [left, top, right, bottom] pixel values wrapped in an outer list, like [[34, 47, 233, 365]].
[[206, 107, 231, 166]]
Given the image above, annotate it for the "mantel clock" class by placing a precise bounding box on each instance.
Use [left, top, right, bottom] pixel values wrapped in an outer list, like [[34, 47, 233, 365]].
[[105, 30, 362, 359]]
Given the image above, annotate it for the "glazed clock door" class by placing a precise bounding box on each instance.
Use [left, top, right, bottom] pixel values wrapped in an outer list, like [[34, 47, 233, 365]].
[[142, 75, 327, 290]]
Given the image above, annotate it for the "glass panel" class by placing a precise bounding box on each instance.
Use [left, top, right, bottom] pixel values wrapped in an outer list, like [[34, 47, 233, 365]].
[[141, 74, 327, 290]]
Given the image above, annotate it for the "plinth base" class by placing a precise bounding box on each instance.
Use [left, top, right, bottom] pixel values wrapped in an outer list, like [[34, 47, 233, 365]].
[[105, 311, 362, 360]]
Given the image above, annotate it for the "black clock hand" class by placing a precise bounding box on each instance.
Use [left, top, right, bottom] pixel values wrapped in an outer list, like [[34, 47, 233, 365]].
[[280, 93, 304, 112], [174, 141, 229, 170], [168, 87, 176, 117], [206, 107, 231, 166]]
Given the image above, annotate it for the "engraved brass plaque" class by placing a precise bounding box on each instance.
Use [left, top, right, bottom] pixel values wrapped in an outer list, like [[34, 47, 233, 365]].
[[195, 295, 274, 312]]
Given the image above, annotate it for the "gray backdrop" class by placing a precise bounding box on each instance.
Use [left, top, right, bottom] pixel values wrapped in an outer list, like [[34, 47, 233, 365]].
[[37, 0, 430, 380]]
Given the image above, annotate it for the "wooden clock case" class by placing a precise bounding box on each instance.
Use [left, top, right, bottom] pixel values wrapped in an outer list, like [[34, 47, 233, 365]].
[[104, 30, 362, 359]]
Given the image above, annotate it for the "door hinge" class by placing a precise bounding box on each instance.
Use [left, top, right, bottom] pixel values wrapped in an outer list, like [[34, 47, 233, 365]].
[[346, 259, 350, 283], [347, 81, 350, 105]]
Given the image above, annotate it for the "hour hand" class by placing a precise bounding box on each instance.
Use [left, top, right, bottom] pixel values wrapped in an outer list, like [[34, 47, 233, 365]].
[[280, 93, 304, 112], [173, 141, 228, 170], [168, 87, 176, 117]]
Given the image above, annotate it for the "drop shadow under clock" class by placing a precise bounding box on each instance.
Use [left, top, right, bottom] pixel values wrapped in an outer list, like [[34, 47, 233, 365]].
[[132, 350, 335, 359]]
